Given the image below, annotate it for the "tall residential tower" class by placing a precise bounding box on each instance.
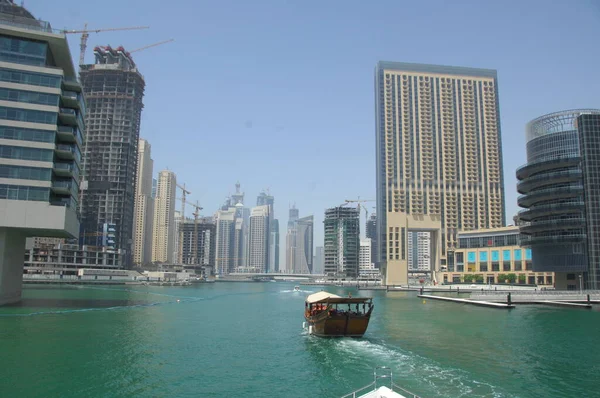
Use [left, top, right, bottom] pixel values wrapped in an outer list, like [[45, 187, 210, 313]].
[[0, 1, 83, 304], [152, 170, 176, 263], [132, 138, 153, 266], [79, 46, 145, 267], [375, 61, 505, 284]]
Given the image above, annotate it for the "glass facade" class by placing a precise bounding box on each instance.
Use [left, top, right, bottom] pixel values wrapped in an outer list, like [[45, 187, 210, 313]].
[[0, 32, 84, 210], [516, 110, 600, 274], [577, 114, 600, 289]]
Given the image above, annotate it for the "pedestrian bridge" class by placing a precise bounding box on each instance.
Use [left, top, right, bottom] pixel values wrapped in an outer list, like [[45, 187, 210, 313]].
[[219, 273, 325, 281]]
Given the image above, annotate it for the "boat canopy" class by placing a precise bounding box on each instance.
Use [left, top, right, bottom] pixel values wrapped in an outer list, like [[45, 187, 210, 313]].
[[306, 292, 373, 304], [305, 292, 341, 303]]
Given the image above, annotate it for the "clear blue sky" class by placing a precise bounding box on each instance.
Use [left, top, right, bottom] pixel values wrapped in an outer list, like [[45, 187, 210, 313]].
[[29, 0, 600, 261]]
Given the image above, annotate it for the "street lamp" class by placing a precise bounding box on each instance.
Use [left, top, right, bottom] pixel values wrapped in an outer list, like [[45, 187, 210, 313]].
[[579, 274, 583, 294]]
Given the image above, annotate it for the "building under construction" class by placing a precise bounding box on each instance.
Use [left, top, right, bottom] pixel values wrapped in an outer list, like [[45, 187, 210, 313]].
[[79, 46, 145, 267], [180, 218, 216, 268], [324, 206, 360, 278]]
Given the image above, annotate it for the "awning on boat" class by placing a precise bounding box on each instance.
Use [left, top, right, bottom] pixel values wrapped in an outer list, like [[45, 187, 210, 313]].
[[305, 292, 341, 303], [305, 292, 373, 304]]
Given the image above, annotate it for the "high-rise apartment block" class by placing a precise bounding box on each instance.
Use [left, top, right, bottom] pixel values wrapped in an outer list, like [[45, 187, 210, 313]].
[[366, 213, 377, 266], [407, 232, 431, 271], [0, 1, 83, 304], [375, 61, 505, 284], [324, 206, 360, 278], [132, 138, 153, 266], [314, 246, 324, 275], [80, 46, 145, 267], [248, 204, 270, 273], [293, 215, 314, 274], [180, 218, 216, 269], [152, 170, 176, 263], [517, 110, 600, 289], [257, 191, 278, 273], [215, 207, 236, 275]]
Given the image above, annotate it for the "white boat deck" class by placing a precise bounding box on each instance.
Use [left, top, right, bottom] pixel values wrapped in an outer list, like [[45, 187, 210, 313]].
[[358, 386, 407, 398]]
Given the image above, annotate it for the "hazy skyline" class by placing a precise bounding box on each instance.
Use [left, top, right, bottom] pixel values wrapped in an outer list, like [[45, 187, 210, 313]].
[[30, 0, 600, 255]]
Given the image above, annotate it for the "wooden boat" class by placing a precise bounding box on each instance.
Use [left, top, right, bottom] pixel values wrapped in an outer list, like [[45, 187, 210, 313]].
[[304, 291, 374, 337]]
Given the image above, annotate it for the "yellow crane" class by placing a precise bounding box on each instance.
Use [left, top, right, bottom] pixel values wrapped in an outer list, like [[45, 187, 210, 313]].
[[62, 24, 150, 65]]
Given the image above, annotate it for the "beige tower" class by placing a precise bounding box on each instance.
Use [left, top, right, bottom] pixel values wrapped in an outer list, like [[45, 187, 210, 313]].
[[133, 139, 154, 266], [375, 62, 505, 284], [152, 170, 177, 263]]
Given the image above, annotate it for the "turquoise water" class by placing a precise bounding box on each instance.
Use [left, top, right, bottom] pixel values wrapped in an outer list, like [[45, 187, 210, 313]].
[[0, 282, 599, 397]]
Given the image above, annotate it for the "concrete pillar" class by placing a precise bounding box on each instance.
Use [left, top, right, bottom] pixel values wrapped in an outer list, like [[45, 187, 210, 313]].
[[0, 228, 27, 306]]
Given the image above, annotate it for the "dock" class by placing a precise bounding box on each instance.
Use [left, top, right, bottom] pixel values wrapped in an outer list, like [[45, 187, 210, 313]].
[[418, 294, 515, 309], [534, 300, 592, 309]]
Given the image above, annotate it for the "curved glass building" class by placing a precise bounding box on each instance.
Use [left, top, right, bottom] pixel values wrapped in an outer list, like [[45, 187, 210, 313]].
[[516, 109, 600, 287]]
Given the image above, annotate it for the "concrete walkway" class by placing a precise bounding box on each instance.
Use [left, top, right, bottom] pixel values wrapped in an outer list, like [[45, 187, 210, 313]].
[[418, 294, 515, 309]]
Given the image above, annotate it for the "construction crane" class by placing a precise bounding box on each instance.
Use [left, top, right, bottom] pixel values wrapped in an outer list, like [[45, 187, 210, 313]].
[[62, 24, 150, 65], [191, 201, 204, 265], [129, 39, 174, 54], [345, 199, 376, 229], [175, 183, 191, 264]]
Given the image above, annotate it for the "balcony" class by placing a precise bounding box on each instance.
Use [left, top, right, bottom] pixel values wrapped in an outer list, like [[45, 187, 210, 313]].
[[55, 144, 76, 160], [61, 90, 85, 113], [57, 125, 83, 147], [517, 185, 583, 208], [517, 169, 582, 194], [50, 196, 77, 208], [516, 157, 581, 180], [51, 180, 76, 195], [53, 161, 77, 177]]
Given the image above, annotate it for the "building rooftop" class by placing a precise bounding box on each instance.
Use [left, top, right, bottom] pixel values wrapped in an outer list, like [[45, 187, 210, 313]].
[[377, 61, 497, 79]]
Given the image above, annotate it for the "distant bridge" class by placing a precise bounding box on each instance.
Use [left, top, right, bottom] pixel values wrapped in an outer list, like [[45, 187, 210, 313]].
[[219, 273, 325, 281]]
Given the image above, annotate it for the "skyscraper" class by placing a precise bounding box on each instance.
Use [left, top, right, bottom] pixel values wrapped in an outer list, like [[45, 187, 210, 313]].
[[257, 190, 277, 272], [407, 232, 431, 272], [132, 139, 153, 266], [215, 207, 236, 275], [375, 61, 505, 284], [295, 215, 314, 274], [270, 219, 280, 272], [248, 205, 270, 272], [0, 1, 83, 304], [79, 46, 145, 267], [324, 206, 360, 278], [314, 246, 324, 275], [151, 170, 176, 263], [285, 205, 299, 272], [366, 213, 377, 266], [517, 109, 600, 289]]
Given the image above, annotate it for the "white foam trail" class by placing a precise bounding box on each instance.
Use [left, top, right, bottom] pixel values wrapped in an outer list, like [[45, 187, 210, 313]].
[[332, 339, 508, 398]]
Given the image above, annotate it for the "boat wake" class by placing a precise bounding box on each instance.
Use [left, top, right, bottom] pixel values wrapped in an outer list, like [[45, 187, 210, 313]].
[[313, 337, 509, 398]]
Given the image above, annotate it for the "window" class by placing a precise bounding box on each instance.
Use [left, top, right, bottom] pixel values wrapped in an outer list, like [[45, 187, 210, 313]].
[[0, 68, 61, 88], [0, 87, 59, 106], [0, 106, 56, 124], [0, 145, 53, 161], [0, 184, 49, 201], [0, 126, 54, 143], [0, 165, 51, 181], [0, 36, 47, 66]]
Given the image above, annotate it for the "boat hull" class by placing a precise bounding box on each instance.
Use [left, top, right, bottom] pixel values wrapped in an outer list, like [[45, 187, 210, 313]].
[[305, 311, 372, 337]]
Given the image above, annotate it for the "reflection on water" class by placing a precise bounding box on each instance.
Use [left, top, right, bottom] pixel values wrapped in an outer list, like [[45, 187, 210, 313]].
[[4, 298, 147, 309]]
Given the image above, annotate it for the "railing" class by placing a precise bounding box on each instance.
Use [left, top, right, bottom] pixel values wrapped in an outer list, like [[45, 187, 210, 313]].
[[340, 366, 421, 398], [474, 289, 600, 296], [0, 14, 54, 34], [59, 108, 76, 116]]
